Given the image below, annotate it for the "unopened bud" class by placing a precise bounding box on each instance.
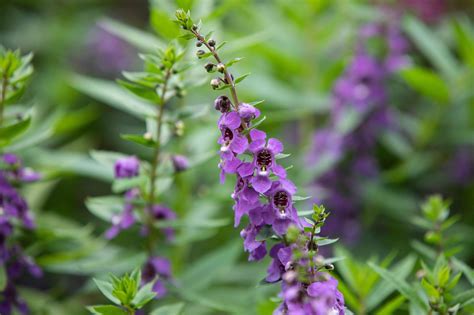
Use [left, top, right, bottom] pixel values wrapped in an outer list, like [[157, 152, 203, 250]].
[[204, 62, 215, 73], [171, 155, 189, 172], [196, 41, 203, 47], [216, 63, 225, 73], [214, 95, 232, 113], [196, 50, 205, 58], [210, 78, 220, 89], [175, 120, 185, 136], [208, 39, 216, 47], [191, 24, 198, 31]]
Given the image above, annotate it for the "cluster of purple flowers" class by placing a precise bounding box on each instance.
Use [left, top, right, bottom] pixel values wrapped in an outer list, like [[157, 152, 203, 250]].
[[214, 97, 345, 314], [108, 156, 178, 297], [308, 20, 409, 244], [0, 154, 42, 315]]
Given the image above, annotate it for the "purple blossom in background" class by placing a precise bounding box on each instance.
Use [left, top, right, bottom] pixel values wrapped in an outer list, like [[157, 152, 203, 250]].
[[114, 156, 140, 179], [171, 155, 189, 172], [402, 0, 446, 24], [142, 256, 172, 298], [308, 17, 409, 244], [105, 188, 139, 239], [73, 24, 136, 77], [150, 204, 177, 242], [0, 154, 41, 315]]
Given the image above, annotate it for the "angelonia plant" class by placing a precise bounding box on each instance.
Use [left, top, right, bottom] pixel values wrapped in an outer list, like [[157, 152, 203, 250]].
[[307, 13, 409, 244], [176, 10, 346, 314], [87, 44, 190, 303], [0, 48, 42, 314], [370, 195, 474, 315], [88, 269, 157, 315]]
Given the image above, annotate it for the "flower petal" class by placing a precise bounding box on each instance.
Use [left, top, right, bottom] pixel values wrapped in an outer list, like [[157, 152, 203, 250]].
[[268, 138, 283, 154], [250, 129, 266, 141], [250, 175, 272, 194], [230, 135, 248, 154], [223, 111, 241, 129]]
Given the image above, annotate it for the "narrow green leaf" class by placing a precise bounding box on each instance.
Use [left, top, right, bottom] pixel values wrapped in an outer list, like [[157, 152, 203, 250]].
[[368, 262, 428, 311], [0, 264, 6, 291], [93, 279, 121, 305], [150, 303, 184, 315], [400, 67, 449, 103], [403, 16, 459, 80], [234, 73, 250, 84], [132, 281, 156, 308], [0, 116, 31, 146], [87, 305, 127, 315], [121, 134, 157, 147]]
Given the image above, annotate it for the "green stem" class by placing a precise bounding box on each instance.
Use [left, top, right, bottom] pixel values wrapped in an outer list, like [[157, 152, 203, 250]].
[[146, 68, 173, 256], [0, 60, 10, 127], [191, 30, 240, 111]]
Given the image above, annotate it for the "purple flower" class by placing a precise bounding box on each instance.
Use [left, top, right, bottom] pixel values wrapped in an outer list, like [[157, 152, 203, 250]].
[[2, 154, 19, 166], [239, 129, 286, 193], [267, 180, 300, 235], [214, 95, 232, 113], [150, 204, 177, 241], [238, 103, 260, 122], [240, 224, 267, 261], [307, 277, 345, 315], [171, 155, 189, 172], [218, 112, 248, 156], [218, 155, 242, 184], [232, 176, 260, 226], [266, 243, 292, 282], [114, 156, 140, 179], [105, 189, 139, 239], [142, 256, 172, 298]]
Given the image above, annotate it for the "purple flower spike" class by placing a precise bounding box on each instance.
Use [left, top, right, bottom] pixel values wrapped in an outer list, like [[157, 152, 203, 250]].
[[114, 156, 140, 179]]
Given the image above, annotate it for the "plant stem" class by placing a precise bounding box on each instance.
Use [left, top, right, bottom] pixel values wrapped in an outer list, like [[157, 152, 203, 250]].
[[191, 30, 240, 110], [146, 68, 173, 256], [0, 61, 10, 127]]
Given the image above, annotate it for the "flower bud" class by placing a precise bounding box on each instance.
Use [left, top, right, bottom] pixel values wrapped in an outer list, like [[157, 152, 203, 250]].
[[196, 50, 205, 58], [214, 95, 232, 113], [210, 78, 220, 89], [204, 62, 215, 73], [238, 103, 260, 122], [196, 41, 203, 47], [191, 24, 198, 31], [208, 39, 216, 47], [171, 155, 189, 172], [175, 120, 185, 136], [216, 63, 225, 73]]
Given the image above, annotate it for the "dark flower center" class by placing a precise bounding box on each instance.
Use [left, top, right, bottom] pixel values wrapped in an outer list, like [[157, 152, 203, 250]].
[[273, 190, 289, 213], [256, 149, 272, 171], [223, 127, 233, 142], [155, 212, 166, 220]]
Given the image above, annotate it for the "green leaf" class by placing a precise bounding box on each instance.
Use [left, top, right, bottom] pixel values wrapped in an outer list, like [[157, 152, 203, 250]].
[[150, 303, 184, 315], [403, 16, 459, 80], [452, 289, 474, 306], [400, 67, 449, 103], [99, 18, 165, 51], [226, 57, 244, 67], [87, 305, 127, 315], [131, 281, 156, 309], [368, 262, 428, 311], [0, 116, 31, 146], [93, 279, 121, 305], [121, 134, 157, 147], [0, 264, 6, 291], [366, 255, 416, 311], [117, 79, 161, 103], [452, 257, 474, 285], [421, 278, 439, 299], [234, 73, 250, 84], [69, 74, 155, 119], [86, 196, 123, 222], [375, 296, 406, 315]]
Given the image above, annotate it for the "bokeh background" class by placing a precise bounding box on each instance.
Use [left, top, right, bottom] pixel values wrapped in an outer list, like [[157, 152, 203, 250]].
[[1, 0, 473, 314]]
